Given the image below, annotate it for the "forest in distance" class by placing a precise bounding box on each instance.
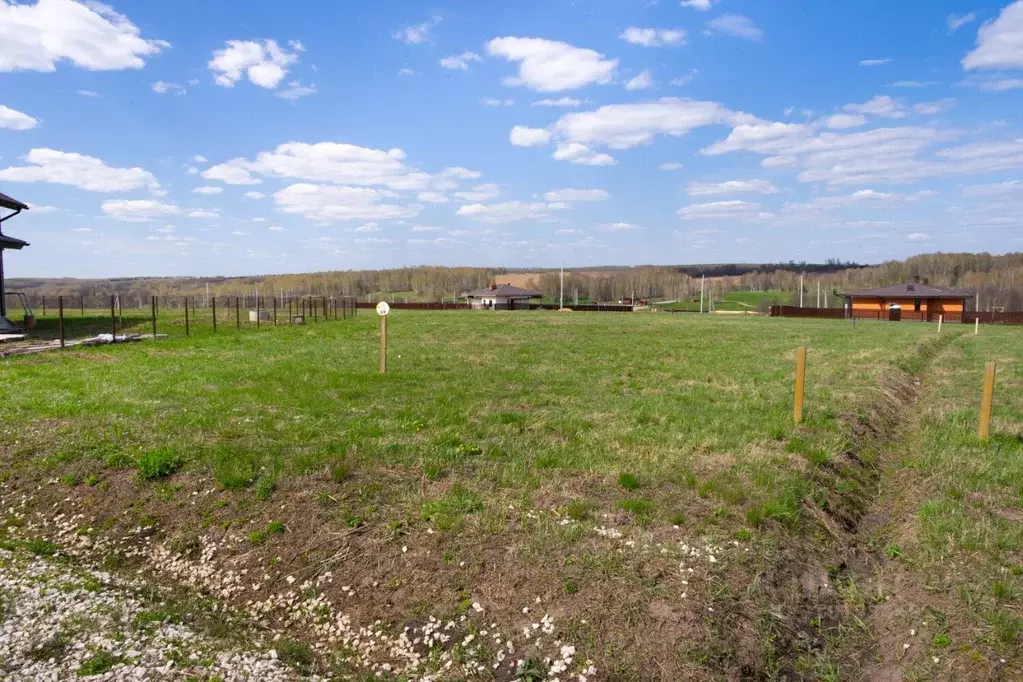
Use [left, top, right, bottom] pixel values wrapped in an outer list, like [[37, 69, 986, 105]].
[[9, 252, 1023, 311]]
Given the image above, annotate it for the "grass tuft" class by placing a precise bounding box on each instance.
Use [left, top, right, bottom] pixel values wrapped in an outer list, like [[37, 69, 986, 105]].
[[136, 448, 183, 480]]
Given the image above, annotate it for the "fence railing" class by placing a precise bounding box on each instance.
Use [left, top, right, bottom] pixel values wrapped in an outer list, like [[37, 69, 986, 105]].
[[963, 311, 1023, 325], [769, 306, 847, 319]]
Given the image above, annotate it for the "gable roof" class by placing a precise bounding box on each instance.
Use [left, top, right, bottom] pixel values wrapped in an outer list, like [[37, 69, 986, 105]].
[[0, 191, 29, 212], [464, 283, 541, 298], [842, 281, 972, 299]]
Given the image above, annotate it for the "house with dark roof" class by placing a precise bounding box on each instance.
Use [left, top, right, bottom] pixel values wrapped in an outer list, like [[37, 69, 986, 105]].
[[463, 283, 541, 310], [841, 277, 972, 321], [0, 190, 29, 331]]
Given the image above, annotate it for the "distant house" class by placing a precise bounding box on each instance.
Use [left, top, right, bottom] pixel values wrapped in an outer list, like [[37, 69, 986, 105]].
[[0, 190, 29, 331], [841, 277, 972, 321], [464, 283, 541, 310], [619, 297, 647, 306]]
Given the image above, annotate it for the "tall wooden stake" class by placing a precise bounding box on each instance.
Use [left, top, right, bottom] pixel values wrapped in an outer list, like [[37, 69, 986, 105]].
[[794, 346, 807, 423], [184, 296, 190, 336], [978, 361, 996, 440], [110, 295, 116, 342], [151, 296, 157, 338], [273, 296, 277, 326], [380, 315, 388, 374], [58, 296, 65, 349], [212, 296, 217, 333], [235, 296, 240, 330], [974, 318, 979, 335]]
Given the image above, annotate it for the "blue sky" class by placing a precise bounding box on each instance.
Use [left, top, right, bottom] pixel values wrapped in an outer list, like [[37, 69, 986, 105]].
[[1, 0, 1022, 278]]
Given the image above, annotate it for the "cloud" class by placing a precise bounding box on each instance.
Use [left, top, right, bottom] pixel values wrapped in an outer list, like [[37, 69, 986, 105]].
[[277, 81, 317, 100], [187, 209, 220, 219], [825, 113, 867, 129], [75, 89, 100, 97], [542, 188, 609, 202], [686, 179, 779, 196], [551, 142, 616, 166], [101, 199, 179, 222], [186, 167, 198, 175], [510, 125, 552, 146], [858, 58, 892, 66], [974, 77, 1023, 90], [680, 0, 716, 9], [0, 0, 168, 73], [201, 142, 436, 190], [350, 223, 382, 233], [0, 148, 157, 191], [625, 69, 654, 91], [269, 225, 284, 231], [193, 186, 223, 195], [533, 97, 583, 107], [480, 97, 515, 106], [26, 203, 57, 213], [548, 97, 734, 151], [485, 37, 618, 91], [843, 95, 907, 118], [440, 52, 482, 70], [274, 183, 422, 221], [393, 16, 441, 45], [416, 191, 449, 203], [208, 39, 300, 89], [408, 237, 462, 246], [441, 166, 482, 180], [906, 232, 930, 241], [603, 222, 639, 231], [152, 80, 184, 95], [961, 179, 1023, 196], [963, 2, 1023, 69], [913, 98, 956, 115], [619, 28, 685, 47], [397, 68, 415, 77], [454, 183, 501, 201], [659, 162, 683, 170], [670, 69, 698, 86], [193, 155, 207, 163], [243, 191, 264, 199], [678, 200, 768, 220], [411, 225, 442, 232], [456, 200, 567, 223], [706, 14, 764, 41], [947, 12, 977, 33], [0, 104, 38, 130], [888, 80, 938, 88]]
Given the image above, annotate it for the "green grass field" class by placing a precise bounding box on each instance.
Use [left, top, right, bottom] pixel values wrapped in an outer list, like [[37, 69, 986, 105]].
[[658, 289, 793, 312], [0, 311, 1018, 679]]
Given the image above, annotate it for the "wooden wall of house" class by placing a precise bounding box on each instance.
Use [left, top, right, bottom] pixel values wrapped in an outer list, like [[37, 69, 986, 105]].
[[849, 297, 965, 313]]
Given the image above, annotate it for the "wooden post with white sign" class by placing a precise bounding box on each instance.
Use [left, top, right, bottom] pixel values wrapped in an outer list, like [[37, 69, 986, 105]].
[[377, 301, 390, 374]]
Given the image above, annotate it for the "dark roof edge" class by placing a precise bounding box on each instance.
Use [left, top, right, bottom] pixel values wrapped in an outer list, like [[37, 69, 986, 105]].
[[0, 191, 29, 212]]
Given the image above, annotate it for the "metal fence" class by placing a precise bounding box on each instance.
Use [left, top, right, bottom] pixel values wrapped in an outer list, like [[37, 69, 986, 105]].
[[963, 311, 1023, 325]]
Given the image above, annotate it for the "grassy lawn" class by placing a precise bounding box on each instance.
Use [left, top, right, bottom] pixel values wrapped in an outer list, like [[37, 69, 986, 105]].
[[0, 311, 1017, 678], [658, 289, 793, 312]]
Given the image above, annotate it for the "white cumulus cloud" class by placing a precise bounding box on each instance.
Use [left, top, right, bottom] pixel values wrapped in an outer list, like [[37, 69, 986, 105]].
[[510, 125, 553, 146], [208, 39, 300, 89], [0, 104, 38, 130], [542, 188, 609, 202], [393, 16, 441, 45], [0, 0, 168, 73], [625, 70, 654, 91], [454, 183, 501, 201], [963, 2, 1023, 69], [686, 179, 779, 196], [947, 12, 977, 33], [0, 148, 157, 191], [102, 199, 179, 222], [274, 183, 421, 221], [457, 200, 567, 223], [440, 52, 482, 70], [486, 37, 618, 92], [706, 14, 764, 41], [193, 186, 223, 195]]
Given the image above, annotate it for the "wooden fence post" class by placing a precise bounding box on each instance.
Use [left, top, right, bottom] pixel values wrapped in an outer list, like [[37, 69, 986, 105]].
[[235, 296, 240, 330], [974, 318, 979, 335], [42, 296, 46, 317], [938, 314, 943, 333], [273, 296, 277, 326], [184, 296, 190, 336], [81, 295, 85, 316], [151, 296, 157, 338], [58, 296, 65, 349], [978, 361, 997, 440], [212, 296, 217, 333], [256, 296, 260, 330], [110, 295, 116, 343], [794, 346, 807, 423]]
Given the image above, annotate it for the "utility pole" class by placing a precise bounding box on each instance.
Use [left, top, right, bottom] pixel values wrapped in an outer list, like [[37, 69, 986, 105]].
[[559, 262, 564, 310], [700, 275, 705, 313]]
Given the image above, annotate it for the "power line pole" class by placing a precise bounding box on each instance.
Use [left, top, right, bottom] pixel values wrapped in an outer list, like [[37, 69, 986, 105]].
[[559, 262, 564, 310]]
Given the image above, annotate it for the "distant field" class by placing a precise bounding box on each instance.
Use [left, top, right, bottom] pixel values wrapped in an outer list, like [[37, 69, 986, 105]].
[[658, 289, 794, 311], [0, 312, 1018, 679]]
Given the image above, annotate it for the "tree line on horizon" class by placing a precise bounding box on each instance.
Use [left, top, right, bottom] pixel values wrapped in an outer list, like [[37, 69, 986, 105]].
[[8, 252, 1023, 311]]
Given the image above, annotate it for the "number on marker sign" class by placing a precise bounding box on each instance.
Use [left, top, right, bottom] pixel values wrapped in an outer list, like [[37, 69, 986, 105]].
[[376, 301, 390, 316]]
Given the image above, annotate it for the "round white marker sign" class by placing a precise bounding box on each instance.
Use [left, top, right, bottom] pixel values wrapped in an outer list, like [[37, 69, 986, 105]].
[[376, 301, 390, 316]]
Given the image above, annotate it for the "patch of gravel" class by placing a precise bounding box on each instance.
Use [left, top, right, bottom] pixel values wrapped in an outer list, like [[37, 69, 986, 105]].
[[0, 547, 309, 680]]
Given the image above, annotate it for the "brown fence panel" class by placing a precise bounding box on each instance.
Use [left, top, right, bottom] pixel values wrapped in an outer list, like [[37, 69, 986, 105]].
[[963, 311, 1023, 325], [354, 301, 468, 310], [770, 306, 847, 319]]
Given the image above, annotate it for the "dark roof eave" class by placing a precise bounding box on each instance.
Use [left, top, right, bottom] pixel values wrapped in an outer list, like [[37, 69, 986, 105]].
[[840, 292, 974, 299], [0, 191, 29, 212]]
